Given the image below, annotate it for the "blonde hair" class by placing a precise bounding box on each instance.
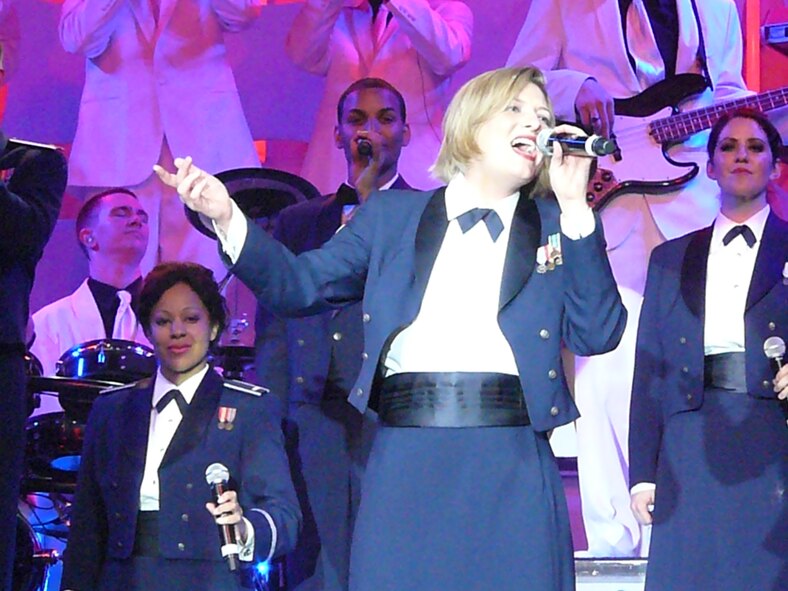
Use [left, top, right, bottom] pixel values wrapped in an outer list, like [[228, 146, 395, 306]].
[[432, 66, 555, 193]]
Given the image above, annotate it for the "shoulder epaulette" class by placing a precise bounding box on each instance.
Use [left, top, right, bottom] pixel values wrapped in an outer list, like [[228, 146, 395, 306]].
[[100, 376, 152, 395], [223, 379, 270, 397]]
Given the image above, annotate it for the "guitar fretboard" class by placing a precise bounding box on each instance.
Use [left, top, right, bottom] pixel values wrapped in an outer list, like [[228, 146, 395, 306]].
[[649, 86, 788, 144]]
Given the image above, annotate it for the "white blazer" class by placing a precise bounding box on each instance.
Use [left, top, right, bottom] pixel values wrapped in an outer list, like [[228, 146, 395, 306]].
[[59, 0, 263, 187], [286, 0, 473, 194], [31, 279, 150, 378]]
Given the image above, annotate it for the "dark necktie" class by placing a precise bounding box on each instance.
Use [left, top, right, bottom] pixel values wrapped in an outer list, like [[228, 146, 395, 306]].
[[722, 225, 756, 248], [456, 208, 504, 242], [155, 389, 188, 415]]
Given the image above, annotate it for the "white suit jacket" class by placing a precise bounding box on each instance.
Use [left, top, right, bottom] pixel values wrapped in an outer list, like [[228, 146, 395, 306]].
[[286, 0, 472, 194], [59, 0, 263, 187], [506, 0, 749, 243], [31, 279, 150, 378]]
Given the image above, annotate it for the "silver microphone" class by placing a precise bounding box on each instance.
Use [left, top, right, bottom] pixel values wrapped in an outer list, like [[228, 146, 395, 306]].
[[536, 128, 617, 157], [763, 336, 787, 426], [205, 462, 240, 572]]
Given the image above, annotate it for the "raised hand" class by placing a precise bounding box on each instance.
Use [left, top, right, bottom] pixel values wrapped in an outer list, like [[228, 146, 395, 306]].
[[154, 156, 234, 234]]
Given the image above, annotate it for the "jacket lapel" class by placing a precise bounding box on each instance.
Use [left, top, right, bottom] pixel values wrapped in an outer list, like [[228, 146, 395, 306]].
[[120, 379, 154, 471], [413, 188, 448, 302], [156, 0, 178, 36], [129, 0, 157, 44], [680, 225, 712, 319], [160, 369, 223, 468], [746, 213, 788, 311], [498, 191, 541, 310]]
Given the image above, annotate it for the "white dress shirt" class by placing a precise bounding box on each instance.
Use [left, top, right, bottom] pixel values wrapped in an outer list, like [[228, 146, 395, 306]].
[[704, 205, 770, 355], [140, 365, 255, 559], [385, 173, 521, 374]]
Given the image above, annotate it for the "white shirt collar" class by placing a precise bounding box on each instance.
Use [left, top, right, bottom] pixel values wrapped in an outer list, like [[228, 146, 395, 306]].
[[444, 172, 520, 228], [711, 204, 770, 251], [151, 364, 210, 409], [345, 173, 400, 192]]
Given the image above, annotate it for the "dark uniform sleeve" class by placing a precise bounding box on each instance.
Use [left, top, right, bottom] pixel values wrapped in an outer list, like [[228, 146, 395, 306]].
[[237, 393, 301, 561], [0, 148, 66, 259], [629, 248, 668, 486], [61, 398, 111, 590]]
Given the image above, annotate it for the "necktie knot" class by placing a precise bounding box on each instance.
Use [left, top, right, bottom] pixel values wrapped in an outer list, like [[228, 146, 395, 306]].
[[117, 290, 131, 307], [456, 208, 504, 242], [155, 388, 188, 415], [722, 224, 756, 248], [112, 290, 137, 340]]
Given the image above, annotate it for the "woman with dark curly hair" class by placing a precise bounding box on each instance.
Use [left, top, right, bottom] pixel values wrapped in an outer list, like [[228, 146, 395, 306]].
[[62, 262, 300, 591]]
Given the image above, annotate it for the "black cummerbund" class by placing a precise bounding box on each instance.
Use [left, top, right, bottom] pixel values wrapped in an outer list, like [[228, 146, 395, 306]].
[[133, 511, 160, 557], [378, 372, 530, 428], [704, 352, 747, 391]]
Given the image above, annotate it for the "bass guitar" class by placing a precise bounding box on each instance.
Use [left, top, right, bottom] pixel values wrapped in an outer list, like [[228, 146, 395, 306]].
[[587, 73, 788, 210]]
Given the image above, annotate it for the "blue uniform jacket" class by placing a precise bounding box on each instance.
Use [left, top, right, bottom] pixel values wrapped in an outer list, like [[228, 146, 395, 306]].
[[233, 186, 627, 432], [61, 368, 301, 590], [629, 213, 788, 486], [255, 178, 412, 411]]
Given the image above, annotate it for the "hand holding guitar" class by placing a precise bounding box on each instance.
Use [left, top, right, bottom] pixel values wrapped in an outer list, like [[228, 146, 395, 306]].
[[575, 78, 615, 138]]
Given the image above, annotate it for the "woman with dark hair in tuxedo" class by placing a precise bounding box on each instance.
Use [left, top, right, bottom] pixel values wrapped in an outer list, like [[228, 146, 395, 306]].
[[62, 262, 300, 591], [629, 107, 787, 590]]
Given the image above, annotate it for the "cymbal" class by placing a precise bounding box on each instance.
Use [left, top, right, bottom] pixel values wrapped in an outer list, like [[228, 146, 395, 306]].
[[27, 376, 123, 395], [186, 167, 321, 239]]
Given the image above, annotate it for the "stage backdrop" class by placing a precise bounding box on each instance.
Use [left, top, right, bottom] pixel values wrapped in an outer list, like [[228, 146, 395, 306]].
[[6, 0, 785, 319]]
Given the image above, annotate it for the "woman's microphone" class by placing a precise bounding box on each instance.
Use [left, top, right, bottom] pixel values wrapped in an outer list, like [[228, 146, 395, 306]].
[[536, 128, 617, 157], [205, 462, 240, 572]]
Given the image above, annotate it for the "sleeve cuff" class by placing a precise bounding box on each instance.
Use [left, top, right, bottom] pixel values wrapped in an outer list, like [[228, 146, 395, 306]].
[[215, 200, 248, 264], [630, 482, 656, 496], [249, 508, 277, 562], [560, 207, 596, 240], [238, 516, 255, 562]]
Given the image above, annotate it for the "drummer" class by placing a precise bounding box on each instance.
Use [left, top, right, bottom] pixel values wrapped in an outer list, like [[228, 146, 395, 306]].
[[31, 188, 151, 411]]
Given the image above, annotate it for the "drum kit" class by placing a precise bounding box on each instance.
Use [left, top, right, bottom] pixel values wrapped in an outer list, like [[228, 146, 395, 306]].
[[16, 339, 157, 591]]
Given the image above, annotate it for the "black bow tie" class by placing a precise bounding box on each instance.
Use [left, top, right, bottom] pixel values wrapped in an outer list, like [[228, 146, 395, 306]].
[[722, 224, 756, 248], [456, 208, 504, 242], [155, 388, 188, 415], [336, 184, 360, 206]]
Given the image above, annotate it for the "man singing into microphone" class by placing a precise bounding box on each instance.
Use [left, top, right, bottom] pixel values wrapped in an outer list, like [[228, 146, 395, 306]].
[[255, 77, 413, 591], [629, 108, 787, 591], [0, 143, 66, 590]]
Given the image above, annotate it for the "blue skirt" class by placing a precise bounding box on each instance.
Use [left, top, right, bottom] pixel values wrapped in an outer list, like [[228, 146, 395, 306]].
[[349, 424, 574, 591], [646, 388, 787, 590], [97, 557, 245, 591]]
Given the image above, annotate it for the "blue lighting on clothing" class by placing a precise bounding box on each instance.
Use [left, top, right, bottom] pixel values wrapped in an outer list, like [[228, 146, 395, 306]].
[[255, 561, 271, 580]]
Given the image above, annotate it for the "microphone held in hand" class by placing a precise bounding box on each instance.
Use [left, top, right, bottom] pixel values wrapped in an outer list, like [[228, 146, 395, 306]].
[[357, 138, 373, 158], [205, 462, 240, 572], [763, 336, 788, 426], [536, 128, 617, 157]]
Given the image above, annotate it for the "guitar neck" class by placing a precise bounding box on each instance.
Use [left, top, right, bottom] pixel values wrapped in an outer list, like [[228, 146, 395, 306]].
[[650, 87, 788, 144]]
